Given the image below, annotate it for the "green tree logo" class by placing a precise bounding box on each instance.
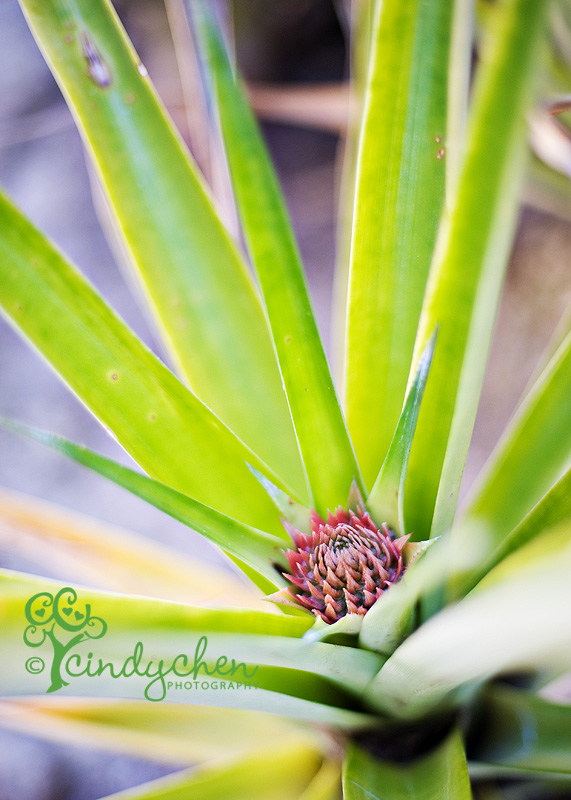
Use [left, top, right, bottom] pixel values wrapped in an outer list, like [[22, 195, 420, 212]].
[[23, 587, 107, 693]]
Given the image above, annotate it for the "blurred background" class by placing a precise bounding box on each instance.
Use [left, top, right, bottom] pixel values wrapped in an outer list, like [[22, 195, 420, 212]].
[[0, 0, 570, 797]]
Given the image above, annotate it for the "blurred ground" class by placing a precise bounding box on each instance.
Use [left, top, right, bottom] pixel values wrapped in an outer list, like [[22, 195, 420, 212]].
[[0, 0, 570, 798]]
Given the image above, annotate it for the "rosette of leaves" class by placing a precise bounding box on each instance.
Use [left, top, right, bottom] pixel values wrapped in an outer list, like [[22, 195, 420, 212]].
[[0, 0, 571, 798]]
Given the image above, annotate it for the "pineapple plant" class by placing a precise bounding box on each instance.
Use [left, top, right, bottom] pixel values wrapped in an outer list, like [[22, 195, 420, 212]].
[[0, 0, 571, 797]]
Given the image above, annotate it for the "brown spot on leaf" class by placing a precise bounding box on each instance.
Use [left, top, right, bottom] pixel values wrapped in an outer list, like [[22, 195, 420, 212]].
[[82, 33, 112, 88]]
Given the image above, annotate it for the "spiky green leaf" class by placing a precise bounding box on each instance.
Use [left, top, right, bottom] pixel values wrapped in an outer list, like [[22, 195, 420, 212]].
[[344, 0, 454, 488], [0, 191, 290, 537], [97, 743, 323, 800], [0, 488, 263, 607], [454, 460, 571, 599], [0, 570, 381, 727], [1, 420, 288, 587], [189, 4, 362, 514], [248, 466, 311, 535], [0, 698, 310, 766], [367, 331, 436, 535], [465, 327, 571, 557], [405, 0, 550, 540], [17, 0, 304, 494]]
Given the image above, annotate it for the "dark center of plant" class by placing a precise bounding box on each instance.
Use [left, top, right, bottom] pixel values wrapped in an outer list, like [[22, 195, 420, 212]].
[[283, 507, 409, 623]]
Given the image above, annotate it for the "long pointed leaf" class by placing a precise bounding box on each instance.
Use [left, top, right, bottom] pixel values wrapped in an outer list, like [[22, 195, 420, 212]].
[[343, 730, 472, 800], [97, 744, 322, 800], [189, 4, 362, 514], [0, 191, 289, 537], [404, 0, 550, 540], [495, 462, 571, 566], [1, 420, 288, 588], [464, 327, 571, 558], [331, 2, 375, 386], [343, 0, 454, 488], [453, 460, 571, 600], [0, 570, 382, 725], [446, 0, 472, 200], [0, 698, 309, 766], [248, 465, 311, 534], [367, 332, 436, 535], [17, 0, 304, 494], [0, 487, 263, 608]]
